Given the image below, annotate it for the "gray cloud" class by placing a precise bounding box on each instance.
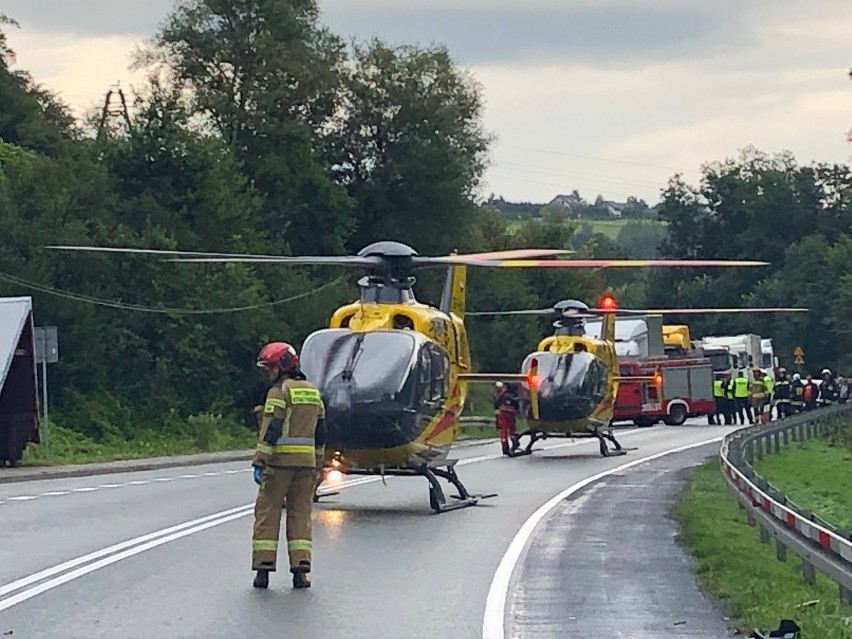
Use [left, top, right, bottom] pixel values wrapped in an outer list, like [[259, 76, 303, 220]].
[[320, 0, 755, 67], [6, 0, 756, 68], [2, 0, 174, 37], [4, 0, 847, 73]]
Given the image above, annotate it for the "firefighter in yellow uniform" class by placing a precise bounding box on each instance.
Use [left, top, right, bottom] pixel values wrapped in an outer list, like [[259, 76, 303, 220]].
[[749, 369, 767, 423], [251, 341, 326, 590]]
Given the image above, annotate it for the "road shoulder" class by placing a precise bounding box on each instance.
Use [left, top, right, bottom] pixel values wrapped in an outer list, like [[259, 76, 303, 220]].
[[507, 445, 736, 638]]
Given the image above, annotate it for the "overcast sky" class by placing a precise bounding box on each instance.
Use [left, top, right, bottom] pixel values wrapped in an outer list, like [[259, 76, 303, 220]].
[[4, 0, 851, 204]]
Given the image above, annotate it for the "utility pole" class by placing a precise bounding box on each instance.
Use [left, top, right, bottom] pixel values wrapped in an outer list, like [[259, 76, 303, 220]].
[[96, 81, 132, 142]]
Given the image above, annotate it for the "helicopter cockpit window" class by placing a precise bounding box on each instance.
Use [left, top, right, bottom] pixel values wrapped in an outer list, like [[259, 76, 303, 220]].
[[360, 284, 416, 305], [429, 344, 449, 401], [392, 314, 414, 330], [300, 329, 418, 403], [417, 346, 432, 403]]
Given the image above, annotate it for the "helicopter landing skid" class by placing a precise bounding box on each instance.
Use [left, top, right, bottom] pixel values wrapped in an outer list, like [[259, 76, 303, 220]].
[[596, 430, 628, 457], [313, 490, 340, 503], [507, 430, 544, 457], [424, 461, 497, 514]]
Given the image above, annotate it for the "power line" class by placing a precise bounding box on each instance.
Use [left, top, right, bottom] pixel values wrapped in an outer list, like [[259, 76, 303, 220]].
[[0, 272, 348, 315], [491, 160, 664, 189], [495, 143, 680, 171]]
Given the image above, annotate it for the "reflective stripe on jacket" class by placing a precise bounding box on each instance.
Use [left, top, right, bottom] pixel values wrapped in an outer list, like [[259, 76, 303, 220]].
[[253, 378, 325, 468]]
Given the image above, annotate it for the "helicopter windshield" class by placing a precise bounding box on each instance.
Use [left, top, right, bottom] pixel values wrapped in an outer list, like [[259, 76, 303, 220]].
[[300, 329, 418, 403], [522, 350, 605, 399]]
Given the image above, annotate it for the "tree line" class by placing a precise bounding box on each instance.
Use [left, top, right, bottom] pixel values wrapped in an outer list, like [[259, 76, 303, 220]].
[[0, 4, 848, 441]]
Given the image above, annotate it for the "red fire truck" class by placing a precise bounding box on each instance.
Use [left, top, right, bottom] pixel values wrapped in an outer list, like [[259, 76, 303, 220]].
[[614, 356, 716, 427]]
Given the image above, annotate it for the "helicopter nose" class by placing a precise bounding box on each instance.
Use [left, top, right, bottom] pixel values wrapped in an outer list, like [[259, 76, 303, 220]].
[[536, 384, 596, 421]]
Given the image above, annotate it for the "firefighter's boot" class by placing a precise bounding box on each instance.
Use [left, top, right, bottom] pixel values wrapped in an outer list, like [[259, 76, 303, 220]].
[[291, 560, 311, 589], [253, 569, 270, 589]]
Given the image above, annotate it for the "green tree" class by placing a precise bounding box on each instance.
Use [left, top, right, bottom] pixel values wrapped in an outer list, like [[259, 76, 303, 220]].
[[139, 0, 353, 254], [615, 219, 667, 258], [329, 40, 491, 255]]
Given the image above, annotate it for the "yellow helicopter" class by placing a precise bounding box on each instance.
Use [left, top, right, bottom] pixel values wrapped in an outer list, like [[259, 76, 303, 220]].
[[469, 296, 807, 457], [50, 241, 767, 512]]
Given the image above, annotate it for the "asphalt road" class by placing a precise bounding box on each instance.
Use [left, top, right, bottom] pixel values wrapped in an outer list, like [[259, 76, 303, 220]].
[[0, 421, 736, 638]]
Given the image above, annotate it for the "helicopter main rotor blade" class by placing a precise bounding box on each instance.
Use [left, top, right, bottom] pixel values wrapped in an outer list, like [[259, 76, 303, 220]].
[[469, 306, 808, 317], [164, 256, 387, 266], [591, 307, 810, 315], [46, 245, 263, 258], [467, 258, 770, 268], [46, 245, 380, 265], [466, 309, 554, 316], [416, 249, 573, 264]]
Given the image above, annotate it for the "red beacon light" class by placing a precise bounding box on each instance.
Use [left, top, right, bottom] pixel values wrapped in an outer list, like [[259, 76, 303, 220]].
[[600, 293, 617, 311], [527, 357, 540, 388]]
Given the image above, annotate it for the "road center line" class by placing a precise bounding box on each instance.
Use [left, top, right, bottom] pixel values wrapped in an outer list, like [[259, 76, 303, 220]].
[[0, 428, 671, 612], [481, 435, 725, 639]]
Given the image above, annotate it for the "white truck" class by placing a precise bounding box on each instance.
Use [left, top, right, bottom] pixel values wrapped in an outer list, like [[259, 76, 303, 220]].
[[700, 334, 764, 380], [761, 338, 778, 379]]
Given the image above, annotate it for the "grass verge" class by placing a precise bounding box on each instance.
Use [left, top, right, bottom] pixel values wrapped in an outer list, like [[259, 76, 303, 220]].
[[22, 415, 256, 466], [671, 462, 852, 638], [753, 438, 852, 530]]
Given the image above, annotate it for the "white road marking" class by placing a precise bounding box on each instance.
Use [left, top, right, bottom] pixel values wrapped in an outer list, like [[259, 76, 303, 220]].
[[7, 496, 37, 501], [481, 435, 725, 639], [0, 475, 380, 611], [0, 430, 658, 612], [0, 431, 663, 507]]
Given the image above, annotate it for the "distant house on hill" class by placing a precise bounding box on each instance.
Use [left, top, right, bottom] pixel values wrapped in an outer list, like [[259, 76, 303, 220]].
[[602, 200, 627, 217], [548, 193, 582, 208]]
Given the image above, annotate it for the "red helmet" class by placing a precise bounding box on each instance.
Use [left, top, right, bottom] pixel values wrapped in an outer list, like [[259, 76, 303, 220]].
[[256, 342, 299, 374]]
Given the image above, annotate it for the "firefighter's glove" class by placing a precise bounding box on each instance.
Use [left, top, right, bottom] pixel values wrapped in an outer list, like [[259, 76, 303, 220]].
[[253, 466, 264, 486], [263, 417, 284, 445]]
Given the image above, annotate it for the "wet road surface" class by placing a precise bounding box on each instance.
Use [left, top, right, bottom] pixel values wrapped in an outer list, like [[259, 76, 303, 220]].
[[0, 422, 735, 638], [507, 446, 734, 638]]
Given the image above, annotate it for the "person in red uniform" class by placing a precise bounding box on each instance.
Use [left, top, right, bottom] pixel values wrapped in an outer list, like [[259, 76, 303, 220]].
[[493, 382, 520, 456]]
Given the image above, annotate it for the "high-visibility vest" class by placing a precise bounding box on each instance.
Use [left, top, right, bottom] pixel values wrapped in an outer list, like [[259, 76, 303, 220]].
[[713, 379, 725, 398], [733, 376, 749, 398], [763, 375, 774, 395]]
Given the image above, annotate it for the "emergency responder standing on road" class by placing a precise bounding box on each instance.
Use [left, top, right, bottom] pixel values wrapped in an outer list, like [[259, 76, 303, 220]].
[[251, 341, 326, 590], [762, 370, 774, 420], [493, 382, 520, 456], [723, 373, 736, 425], [710, 375, 726, 425], [818, 369, 838, 406], [749, 369, 768, 423], [790, 373, 804, 413], [733, 371, 754, 425], [773, 368, 792, 418]]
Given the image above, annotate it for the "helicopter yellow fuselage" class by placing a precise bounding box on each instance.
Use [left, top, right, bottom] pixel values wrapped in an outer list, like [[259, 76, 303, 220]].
[[520, 309, 619, 435], [305, 266, 472, 471]]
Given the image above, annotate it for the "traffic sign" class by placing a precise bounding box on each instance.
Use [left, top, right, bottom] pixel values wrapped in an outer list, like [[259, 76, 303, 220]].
[[793, 346, 804, 365], [34, 326, 59, 458], [34, 326, 59, 364]]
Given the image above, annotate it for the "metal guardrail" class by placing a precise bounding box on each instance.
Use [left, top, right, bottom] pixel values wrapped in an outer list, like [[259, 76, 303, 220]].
[[719, 403, 852, 604]]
